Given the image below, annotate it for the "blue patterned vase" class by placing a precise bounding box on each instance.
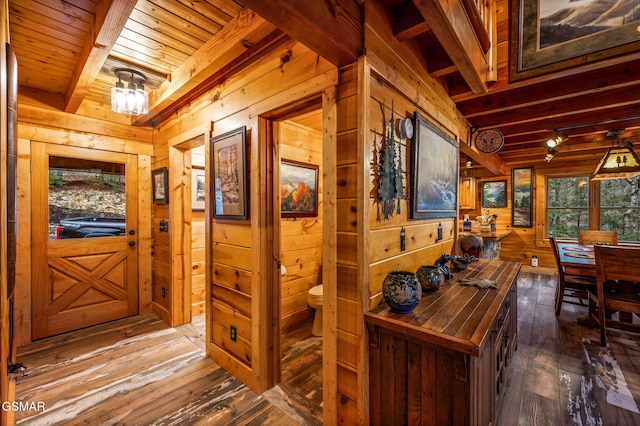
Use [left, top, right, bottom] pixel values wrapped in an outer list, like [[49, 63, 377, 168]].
[[415, 265, 444, 292], [382, 270, 421, 313]]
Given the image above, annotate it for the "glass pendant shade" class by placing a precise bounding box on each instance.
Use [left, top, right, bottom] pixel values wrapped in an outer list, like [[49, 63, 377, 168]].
[[111, 68, 148, 115], [592, 143, 640, 180]]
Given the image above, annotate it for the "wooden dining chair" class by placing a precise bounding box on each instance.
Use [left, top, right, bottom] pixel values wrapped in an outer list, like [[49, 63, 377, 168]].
[[588, 245, 640, 346], [549, 233, 596, 316], [577, 230, 618, 246]]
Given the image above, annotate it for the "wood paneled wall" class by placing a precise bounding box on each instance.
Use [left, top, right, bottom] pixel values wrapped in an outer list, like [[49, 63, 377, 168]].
[[1, 0, 11, 420], [279, 121, 323, 331], [152, 37, 338, 395], [461, 161, 603, 270], [13, 103, 153, 348]]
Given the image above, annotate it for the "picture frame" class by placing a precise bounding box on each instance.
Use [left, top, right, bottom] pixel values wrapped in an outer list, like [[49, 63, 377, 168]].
[[512, 167, 534, 228], [211, 126, 248, 220], [481, 180, 507, 208], [410, 111, 459, 219], [510, 0, 640, 81], [280, 159, 318, 218], [152, 167, 168, 205], [191, 166, 205, 211]]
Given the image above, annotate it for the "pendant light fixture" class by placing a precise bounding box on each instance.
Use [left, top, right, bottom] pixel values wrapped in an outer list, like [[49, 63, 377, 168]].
[[592, 140, 640, 180], [111, 68, 148, 116]]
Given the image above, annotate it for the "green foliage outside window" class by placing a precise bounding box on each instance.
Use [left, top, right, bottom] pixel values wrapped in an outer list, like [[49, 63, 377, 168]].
[[547, 177, 589, 238], [600, 177, 640, 242], [547, 175, 640, 241]]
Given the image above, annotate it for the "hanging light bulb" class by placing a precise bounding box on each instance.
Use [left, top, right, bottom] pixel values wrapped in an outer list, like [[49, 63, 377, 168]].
[[111, 68, 148, 116]]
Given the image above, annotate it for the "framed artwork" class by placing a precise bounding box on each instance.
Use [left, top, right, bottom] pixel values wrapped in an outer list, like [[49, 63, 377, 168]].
[[410, 111, 459, 219], [512, 167, 533, 227], [481, 180, 507, 208], [191, 167, 205, 211], [280, 159, 318, 218], [152, 167, 168, 205], [211, 126, 247, 220], [510, 0, 640, 80]]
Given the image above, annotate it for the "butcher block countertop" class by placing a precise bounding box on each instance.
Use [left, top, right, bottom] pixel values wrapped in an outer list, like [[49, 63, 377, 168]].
[[365, 259, 522, 357]]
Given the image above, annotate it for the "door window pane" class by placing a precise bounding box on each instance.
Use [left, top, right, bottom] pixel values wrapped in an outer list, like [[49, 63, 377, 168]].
[[49, 157, 126, 240], [547, 176, 589, 238]]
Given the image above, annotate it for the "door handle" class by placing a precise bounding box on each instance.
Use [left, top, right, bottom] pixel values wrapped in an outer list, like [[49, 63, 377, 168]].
[[128, 241, 136, 247]]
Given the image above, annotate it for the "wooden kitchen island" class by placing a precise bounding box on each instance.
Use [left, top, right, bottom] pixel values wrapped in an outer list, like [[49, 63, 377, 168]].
[[365, 259, 521, 425]]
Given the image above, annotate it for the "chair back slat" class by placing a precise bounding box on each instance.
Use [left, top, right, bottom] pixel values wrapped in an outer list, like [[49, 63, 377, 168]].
[[578, 230, 618, 246], [594, 245, 640, 283]]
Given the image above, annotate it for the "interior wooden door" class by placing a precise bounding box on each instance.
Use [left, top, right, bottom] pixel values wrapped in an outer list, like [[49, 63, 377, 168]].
[[31, 143, 139, 340]]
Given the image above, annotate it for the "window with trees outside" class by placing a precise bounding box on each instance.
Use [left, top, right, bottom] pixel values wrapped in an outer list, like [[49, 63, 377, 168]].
[[547, 175, 640, 241]]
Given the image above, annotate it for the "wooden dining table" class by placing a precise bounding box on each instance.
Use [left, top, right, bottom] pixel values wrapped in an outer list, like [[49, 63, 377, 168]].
[[558, 243, 596, 278]]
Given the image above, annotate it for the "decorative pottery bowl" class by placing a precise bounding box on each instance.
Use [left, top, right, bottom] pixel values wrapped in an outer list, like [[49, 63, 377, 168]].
[[415, 265, 444, 292], [382, 270, 421, 313]]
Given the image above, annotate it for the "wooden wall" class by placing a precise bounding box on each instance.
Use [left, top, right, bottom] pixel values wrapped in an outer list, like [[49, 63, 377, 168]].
[[152, 37, 338, 395], [13, 104, 154, 347], [460, 160, 603, 270], [279, 121, 323, 331], [1, 0, 11, 420], [191, 147, 206, 316]]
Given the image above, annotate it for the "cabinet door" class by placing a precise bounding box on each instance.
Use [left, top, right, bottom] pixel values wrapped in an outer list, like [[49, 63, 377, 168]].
[[459, 177, 476, 209]]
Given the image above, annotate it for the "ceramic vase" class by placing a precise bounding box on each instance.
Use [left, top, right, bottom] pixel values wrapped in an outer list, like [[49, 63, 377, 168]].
[[382, 270, 421, 313], [458, 235, 483, 259], [415, 265, 444, 292]]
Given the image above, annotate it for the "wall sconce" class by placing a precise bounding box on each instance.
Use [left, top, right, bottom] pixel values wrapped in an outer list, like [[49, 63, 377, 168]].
[[592, 141, 640, 180], [111, 68, 148, 115], [466, 157, 473, 168], [545, 132, 568, 148], [544, 148, 557, 162]]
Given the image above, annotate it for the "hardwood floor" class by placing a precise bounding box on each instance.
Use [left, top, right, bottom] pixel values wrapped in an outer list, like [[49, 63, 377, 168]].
[[13, 268, 640, 425], [498, 266, 640, 425]]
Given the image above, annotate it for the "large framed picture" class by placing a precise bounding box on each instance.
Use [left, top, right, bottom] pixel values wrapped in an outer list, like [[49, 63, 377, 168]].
[[512, 167, 533, 227], [211, 126, 247, 220], [152, 167, 168, 205], [410, 111, 459, 219], [481, 180, 507, 208], [191, 166, 205, 211], [510, 0, 640, 80], [280, 159, 318, 218]]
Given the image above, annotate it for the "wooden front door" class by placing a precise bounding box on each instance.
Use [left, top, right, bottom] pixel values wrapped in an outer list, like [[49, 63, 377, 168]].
[[31, 143, 139, 340]]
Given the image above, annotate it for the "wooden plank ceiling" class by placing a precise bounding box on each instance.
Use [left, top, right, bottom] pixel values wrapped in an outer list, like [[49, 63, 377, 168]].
[[8, 0, 640, 174]]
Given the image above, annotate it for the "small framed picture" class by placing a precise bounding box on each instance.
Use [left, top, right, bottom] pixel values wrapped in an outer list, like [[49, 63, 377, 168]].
[[481, 180, 507, 208], [280, 159, 318, 218], [512, 167, 534, 227], [191, 167, 205, 211], [152, 167, 168, 205], [211, 126, 248, 220]]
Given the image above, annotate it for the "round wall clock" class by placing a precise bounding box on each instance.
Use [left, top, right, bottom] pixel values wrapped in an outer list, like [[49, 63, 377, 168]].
[[399, 118, 414, 139], [475, 129, 504, 153]]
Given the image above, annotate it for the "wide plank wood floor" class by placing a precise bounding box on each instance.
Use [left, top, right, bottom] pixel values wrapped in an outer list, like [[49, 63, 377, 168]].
[[498, 266, 640, 425], [13, 267, 640, 425]]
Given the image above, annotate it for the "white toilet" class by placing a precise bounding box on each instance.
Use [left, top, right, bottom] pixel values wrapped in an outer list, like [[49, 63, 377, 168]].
[[307, 284, 323, 337]]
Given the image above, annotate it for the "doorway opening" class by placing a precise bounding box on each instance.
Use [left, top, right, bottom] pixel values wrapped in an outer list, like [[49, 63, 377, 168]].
[[264, 105, 324, 424]]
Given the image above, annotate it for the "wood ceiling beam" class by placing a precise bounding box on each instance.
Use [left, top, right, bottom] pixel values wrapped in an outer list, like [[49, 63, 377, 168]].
[[393, 1, 430, 41], [237, 0, 362, 67], [133, 10, 279, 126], [63, 0, 137, 113], [413, 0, 489, 94], [459, 141, 508, 176], [457, 57, 640, 118]]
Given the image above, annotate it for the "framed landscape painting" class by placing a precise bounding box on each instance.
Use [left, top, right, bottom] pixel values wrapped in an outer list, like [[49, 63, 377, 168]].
[[512, 167, 533, 227], [482, 180, 507, 208], [409, 111, 459, 219], [152, 167, 168, 205], [211, 127, 247, 220], [280, 159, 318, 218], [191, 167, 205, 211], [510, 0, 640, 80]]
